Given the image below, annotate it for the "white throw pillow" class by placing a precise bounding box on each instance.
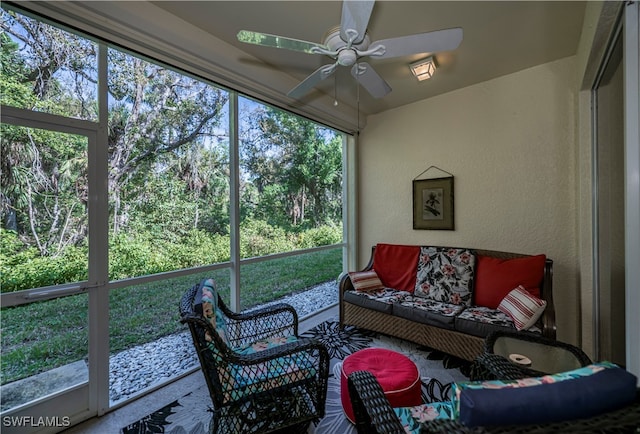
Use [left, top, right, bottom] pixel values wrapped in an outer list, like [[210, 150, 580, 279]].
[[348, 270, 384, 292], [497, 285, 546, 330]]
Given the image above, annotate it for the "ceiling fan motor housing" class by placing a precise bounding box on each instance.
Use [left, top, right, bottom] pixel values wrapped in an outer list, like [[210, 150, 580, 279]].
[[324, 25, 371, 66]]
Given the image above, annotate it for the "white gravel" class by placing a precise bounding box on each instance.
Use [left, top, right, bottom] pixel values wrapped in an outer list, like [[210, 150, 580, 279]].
[[109, 281, 338, 403]]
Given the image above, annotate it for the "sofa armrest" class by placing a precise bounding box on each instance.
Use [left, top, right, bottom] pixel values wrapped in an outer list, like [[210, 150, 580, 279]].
[[338, 271, 356, 294], [339, 246, 377, 321], [540, 258, 556, 339]]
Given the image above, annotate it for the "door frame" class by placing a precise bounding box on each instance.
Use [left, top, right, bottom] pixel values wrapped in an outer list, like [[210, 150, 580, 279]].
[[0, 105, 108, 431], [623, 1, 640, 379]]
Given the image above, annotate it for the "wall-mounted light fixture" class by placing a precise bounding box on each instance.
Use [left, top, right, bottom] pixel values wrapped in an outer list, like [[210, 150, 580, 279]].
[[410, 56, 437, 81]]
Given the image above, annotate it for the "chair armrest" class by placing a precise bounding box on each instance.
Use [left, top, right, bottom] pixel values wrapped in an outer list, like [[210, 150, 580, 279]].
[[339, 246, 376, 323], [347, 370, 405, 434], [338, 271, 355, 294]]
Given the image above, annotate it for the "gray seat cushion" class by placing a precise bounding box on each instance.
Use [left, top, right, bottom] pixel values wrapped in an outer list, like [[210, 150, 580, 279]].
[[343, 289, 410, 315], [393, 295, 464, 329], [454, 306, 518, 338]]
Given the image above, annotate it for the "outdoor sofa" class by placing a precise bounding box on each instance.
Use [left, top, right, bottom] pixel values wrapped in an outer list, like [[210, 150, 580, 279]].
[[339, 243, 554, 361]]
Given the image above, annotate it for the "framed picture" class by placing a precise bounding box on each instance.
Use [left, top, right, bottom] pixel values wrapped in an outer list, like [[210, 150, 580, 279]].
[[412, 177, 454, 230]]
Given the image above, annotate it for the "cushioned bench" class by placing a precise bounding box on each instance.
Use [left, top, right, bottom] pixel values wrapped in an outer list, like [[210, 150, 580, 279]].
[[339, 244, 555, 361]]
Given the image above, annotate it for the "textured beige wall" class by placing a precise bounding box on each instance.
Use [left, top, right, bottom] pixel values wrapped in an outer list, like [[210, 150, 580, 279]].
[[358, 56, 580, 344]]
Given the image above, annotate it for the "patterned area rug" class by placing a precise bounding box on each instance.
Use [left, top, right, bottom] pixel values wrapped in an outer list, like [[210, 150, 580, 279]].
[[121, 320, 471, 434]]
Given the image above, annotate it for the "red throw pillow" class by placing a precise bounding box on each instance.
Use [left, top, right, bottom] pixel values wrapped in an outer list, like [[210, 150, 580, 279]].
[[372, 243, 420, 292], [474, 254, 546, 309]]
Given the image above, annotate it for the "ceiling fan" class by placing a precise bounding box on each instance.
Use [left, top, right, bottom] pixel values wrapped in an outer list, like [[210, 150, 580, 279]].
[[237, 0, 463, 100]]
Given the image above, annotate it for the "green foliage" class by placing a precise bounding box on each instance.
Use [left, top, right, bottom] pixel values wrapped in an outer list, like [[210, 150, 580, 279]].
[[1, 222, 342, 292], [162, 229, 231, 267], [1, 229, 87, 291], [240, 103, 343, 228], [296, 223, 343, 248], [0, 31, 35, 108], [239, 219, 294, 258]]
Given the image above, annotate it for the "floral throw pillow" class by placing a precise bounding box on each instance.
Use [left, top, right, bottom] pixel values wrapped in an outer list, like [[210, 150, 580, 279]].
[[414, 247, 475, 305]]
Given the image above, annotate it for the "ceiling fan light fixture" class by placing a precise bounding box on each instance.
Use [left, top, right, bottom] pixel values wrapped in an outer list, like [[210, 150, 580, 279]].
[[410, 57, 437, 81]]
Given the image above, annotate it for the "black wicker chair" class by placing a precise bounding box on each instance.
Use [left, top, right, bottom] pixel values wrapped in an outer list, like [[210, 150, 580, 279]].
[[348, 370, 640, 434], [179, 278, 329, 434]]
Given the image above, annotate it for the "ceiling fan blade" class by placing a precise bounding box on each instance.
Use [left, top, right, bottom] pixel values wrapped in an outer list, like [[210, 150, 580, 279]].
[[372, 28, 463, 59], [237, 30, 327, 54], [287, 64, 337, 99], [340, 0, 375, 44], [351, 62, 391, 99]]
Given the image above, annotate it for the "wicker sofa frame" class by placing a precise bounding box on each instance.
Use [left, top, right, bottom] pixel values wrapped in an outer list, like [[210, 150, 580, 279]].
[[347, 370, 640, 434], [339, 246, 555, 361]]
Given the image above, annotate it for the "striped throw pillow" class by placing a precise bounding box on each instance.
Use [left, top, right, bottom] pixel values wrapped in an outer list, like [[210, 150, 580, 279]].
[[497, 285, 546, 330], [348, 270, 384, 292]]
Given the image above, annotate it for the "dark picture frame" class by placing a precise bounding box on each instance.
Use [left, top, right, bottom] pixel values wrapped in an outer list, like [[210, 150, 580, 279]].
[[412, 177, 454, 230]]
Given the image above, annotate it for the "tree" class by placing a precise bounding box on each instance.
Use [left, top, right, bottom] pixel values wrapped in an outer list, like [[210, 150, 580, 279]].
[[1, 15, 92, 255], [106, 50, 229, 235], [240, 104, 342, 228], [1, 7, 343, 291], [1, 10, 231, 257]]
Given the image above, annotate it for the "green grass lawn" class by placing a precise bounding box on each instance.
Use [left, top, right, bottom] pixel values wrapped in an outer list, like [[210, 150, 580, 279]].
[[1, 248, 342, 384]]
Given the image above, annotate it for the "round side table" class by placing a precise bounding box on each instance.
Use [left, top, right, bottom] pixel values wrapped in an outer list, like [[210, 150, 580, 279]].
[[477, 331, 593, 380]]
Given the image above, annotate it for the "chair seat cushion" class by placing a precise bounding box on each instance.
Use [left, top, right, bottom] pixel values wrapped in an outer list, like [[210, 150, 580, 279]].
[[454, 306, 519, 338], [235, 335, 299, 355], [212, 335, 318, 402]]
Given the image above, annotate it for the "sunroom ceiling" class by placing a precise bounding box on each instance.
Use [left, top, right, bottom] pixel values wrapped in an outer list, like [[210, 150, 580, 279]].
[[152, 1, 586, 116]]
